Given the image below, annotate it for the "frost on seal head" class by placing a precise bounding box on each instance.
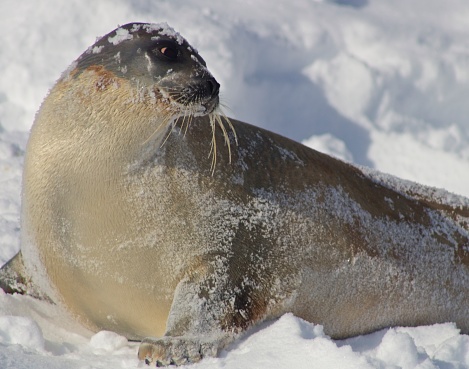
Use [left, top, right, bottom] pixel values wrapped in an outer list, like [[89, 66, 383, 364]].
[[65, 22, 236, 171], [2, 22, 469, 368]]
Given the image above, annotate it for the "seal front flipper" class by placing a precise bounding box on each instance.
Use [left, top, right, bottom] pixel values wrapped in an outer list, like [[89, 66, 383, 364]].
[[137, 269, 253, 366], [0, 252, 49, 300], [138, 335, 229, 366]]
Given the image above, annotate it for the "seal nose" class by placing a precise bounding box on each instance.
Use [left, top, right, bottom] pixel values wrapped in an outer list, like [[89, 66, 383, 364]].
[[206, 78, 220, 98]]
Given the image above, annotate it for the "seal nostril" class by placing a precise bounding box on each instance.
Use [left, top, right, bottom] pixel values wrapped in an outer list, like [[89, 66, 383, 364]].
[[206, 78, 220, 97]]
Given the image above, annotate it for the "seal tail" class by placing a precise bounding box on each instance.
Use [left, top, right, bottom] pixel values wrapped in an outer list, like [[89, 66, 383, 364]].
[[0, 252, 48, 300]]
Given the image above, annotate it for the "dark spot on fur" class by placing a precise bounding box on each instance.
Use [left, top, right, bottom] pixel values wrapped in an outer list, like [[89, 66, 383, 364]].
[[87, 65, 119, 91]]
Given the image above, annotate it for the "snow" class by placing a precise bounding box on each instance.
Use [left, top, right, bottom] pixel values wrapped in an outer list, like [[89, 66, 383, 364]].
[[1, 0, 469, 368], [1, 294, 469, 369], [108, 27, 133, 45], [147, 23, 186, 45], [0, 315, 44, 350]]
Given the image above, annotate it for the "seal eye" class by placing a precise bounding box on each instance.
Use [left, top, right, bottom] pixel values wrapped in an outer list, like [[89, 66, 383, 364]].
[[158, 46, 179, 61]]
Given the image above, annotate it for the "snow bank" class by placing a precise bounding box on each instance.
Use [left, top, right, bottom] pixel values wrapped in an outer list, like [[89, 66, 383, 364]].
[[0, 315, 44, 350], [1, 293, 469, 369]]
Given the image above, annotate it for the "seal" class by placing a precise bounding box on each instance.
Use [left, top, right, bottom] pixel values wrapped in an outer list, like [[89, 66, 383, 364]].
[[1, 22, 469, 367]]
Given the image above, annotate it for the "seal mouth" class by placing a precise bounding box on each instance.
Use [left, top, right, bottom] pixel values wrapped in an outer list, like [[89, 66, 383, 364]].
[[202, 95, 220, 115], [167, 77, 220, 115]]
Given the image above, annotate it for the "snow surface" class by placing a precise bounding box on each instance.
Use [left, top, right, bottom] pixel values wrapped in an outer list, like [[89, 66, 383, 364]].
[[1, 0, 469, 368]]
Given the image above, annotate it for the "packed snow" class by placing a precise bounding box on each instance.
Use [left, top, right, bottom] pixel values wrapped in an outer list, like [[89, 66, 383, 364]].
[[1, 0, 469, 368]]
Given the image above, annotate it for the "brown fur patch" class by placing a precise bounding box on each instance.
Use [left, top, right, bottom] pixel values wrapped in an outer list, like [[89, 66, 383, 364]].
[[86, 65, 120, 91]]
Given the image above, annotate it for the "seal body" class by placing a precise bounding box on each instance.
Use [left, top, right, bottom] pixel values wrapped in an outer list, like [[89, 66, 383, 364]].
[[11, 23, 469, 366]]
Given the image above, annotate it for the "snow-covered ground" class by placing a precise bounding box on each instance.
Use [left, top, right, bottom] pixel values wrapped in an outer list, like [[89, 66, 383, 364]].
[[1, 0, 469, 368]]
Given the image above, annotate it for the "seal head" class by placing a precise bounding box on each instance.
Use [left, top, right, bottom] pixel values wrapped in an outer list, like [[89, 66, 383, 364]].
[[71, 22, 220, 115], [64, 22, 234, 169]]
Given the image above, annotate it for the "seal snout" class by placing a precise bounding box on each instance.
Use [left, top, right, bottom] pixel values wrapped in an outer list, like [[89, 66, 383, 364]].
[[200, 77, 220, 113], [205, 78, 220, 98], [187, 76, 219, 101], [180, 76, 220, 113]]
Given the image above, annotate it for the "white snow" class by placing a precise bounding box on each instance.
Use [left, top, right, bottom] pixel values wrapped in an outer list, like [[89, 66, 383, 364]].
[[1, 0, 469, 368], [108, 27, 133, 45], [146, 23, 185, 45], [0, 315, 44, 350]]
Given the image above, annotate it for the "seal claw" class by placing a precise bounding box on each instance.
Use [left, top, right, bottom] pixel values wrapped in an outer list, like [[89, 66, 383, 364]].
[[139, 336, 218, 367]]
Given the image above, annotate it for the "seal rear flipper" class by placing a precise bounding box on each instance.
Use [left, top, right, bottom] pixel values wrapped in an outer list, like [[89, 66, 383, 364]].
[[0, 252, 50, 301], [0, 252, 29, 294]]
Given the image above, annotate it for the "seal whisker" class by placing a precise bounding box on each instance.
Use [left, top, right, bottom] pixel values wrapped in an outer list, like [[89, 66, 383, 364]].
[[213, 114, 232, 164], [183, 113, 193, 137], [141, 109, 176, 146], [160, 118, 178, 148], [217, 112, 237, 145], [169, 94, 187, 106], [178, 111, 189, 136], [209, 115, 218, 174]]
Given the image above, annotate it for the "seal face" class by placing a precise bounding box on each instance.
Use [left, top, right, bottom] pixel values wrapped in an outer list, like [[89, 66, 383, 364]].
[[76, 23, 220, 115], [6, 22, 469, 367]]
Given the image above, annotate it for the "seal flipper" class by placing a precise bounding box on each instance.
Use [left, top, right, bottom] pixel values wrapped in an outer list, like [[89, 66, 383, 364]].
[[0, 252, 50, 301], [137, 269, 254, 366], [0, 252, 29, 294], [138, 335, 227, 366]]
